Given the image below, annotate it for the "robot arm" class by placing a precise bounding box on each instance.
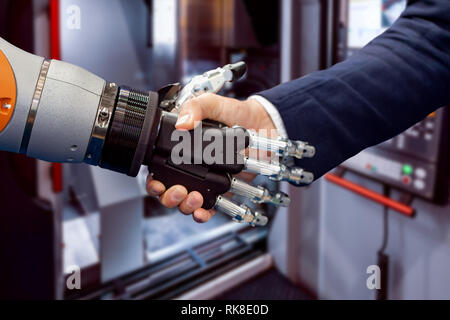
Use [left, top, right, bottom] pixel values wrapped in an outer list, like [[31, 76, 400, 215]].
[[0, 37, 315, 226], [0, 37, 105, 163]]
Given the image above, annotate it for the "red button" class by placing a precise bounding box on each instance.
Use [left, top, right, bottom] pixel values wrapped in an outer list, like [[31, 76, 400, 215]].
[[402, 176, 411, 184]]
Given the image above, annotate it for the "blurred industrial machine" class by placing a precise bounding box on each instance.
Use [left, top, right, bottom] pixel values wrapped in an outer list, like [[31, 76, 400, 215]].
[[336, 0, 450, 206], [318, 0, 450, 219], [321, 0, 450, 300], [0, 0, 282, 299]]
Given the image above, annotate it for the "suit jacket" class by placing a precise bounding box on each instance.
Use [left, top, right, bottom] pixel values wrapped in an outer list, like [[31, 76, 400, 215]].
[[258, 0, 450, 181]]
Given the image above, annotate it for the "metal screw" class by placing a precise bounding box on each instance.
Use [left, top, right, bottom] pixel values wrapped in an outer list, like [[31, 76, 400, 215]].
[[98, 107, 109, 121], [100, 111, 108, 120]]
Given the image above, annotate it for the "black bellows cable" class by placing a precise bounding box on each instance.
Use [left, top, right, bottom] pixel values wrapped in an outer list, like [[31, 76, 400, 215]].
[[100, 87, 149, 175]]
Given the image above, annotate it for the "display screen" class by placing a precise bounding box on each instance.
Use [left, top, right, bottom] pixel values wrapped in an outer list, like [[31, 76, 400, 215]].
[[348, 0, 406, 50]]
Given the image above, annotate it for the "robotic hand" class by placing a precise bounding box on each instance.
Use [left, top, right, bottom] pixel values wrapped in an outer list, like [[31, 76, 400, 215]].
[[0, 38, 315, 226], [151, 63, 316, 226]]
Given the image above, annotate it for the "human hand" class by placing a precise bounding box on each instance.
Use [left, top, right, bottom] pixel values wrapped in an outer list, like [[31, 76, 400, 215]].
[[146, 93, 277, 223]]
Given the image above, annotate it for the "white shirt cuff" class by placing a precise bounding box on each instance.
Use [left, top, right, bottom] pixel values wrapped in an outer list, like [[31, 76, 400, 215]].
[[249, 95, 288, 139]]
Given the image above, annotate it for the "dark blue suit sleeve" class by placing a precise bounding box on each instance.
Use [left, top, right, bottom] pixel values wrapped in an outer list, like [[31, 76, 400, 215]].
[[258, 0, 450, 181]]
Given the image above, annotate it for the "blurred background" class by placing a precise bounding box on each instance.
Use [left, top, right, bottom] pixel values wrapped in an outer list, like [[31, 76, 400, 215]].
[[0, 0, 449, 300]]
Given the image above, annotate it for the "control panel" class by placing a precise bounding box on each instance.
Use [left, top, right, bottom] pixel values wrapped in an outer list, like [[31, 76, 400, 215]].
[[342, 108, 449, 202], [381, 110, 443, 161]]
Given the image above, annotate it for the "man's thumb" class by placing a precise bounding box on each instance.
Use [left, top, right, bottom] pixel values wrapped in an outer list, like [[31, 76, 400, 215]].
[[175, 93, 234, 130], [175, 112, 194, 130]]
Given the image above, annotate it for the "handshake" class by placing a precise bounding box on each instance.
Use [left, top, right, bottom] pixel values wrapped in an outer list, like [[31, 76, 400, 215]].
[[146, 63, 315, 226]]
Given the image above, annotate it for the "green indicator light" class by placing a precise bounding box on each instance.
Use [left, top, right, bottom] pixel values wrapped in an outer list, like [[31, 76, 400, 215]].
[[402, 164, 413, 175]]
